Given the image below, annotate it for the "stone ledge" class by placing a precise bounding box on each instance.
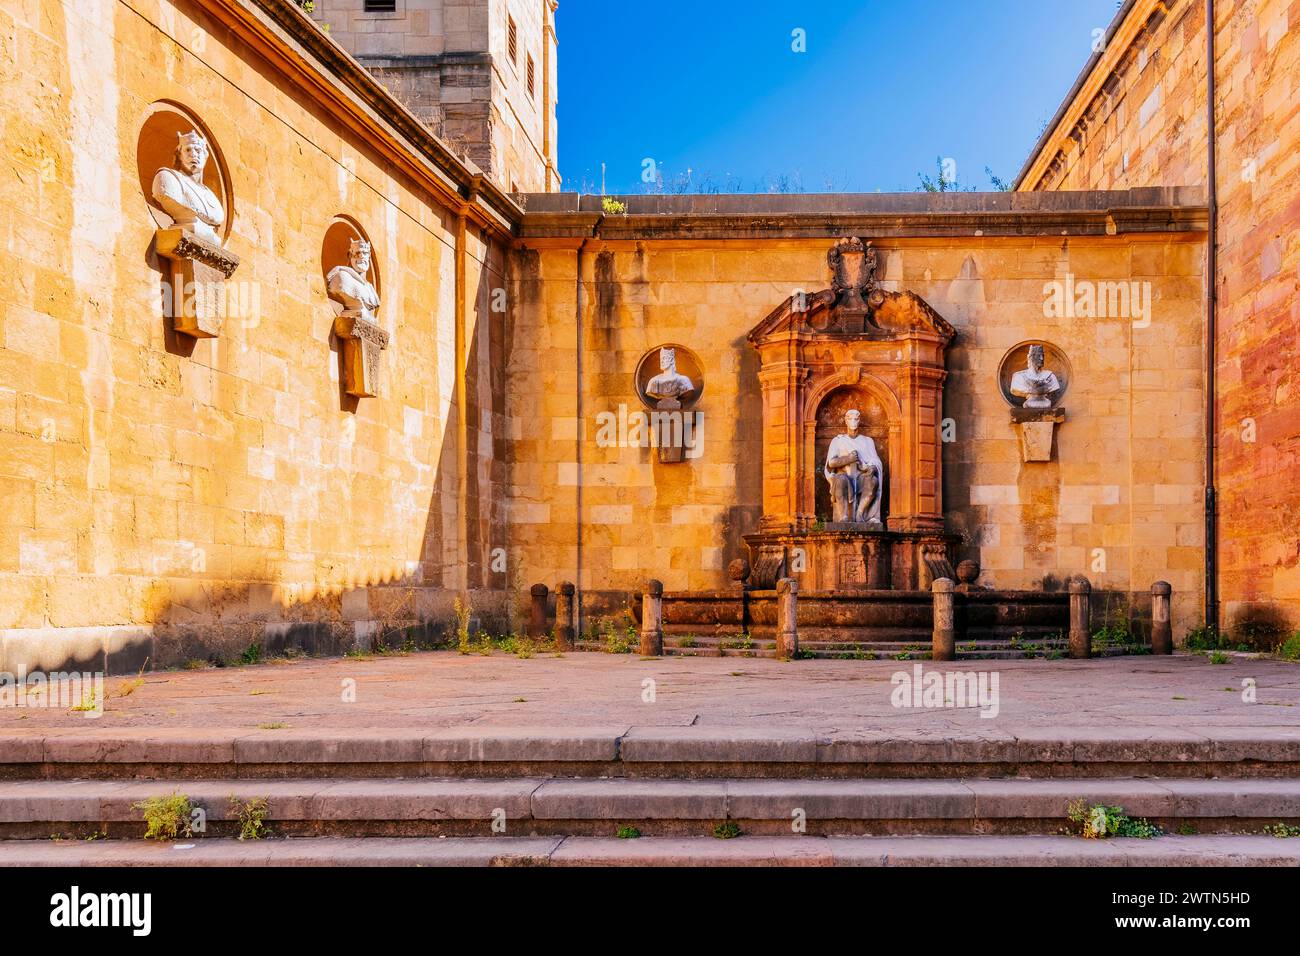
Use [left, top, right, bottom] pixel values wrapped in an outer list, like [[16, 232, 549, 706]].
[[2, 834, 1297, 867], [0, 836, 563, 867], [517, 188, 1208, 240], [4, 725, 1299, 767], [524, 186, 1204, 214], [5, 777, 1300, 823], [231, 731, 427, 765], [619, 727, 824, 763], [421, 726, 630, 762], [530, 779, 727, 819]]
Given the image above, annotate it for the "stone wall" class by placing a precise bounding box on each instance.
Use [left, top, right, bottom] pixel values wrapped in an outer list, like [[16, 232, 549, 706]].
[[312, 0, 558, 192], [486, 0, 557, 193], [1020, 0, 1300, 636], [0, 0, 1226, 676], [0, 0, 515, 673], [510, 193, 1209, 640]]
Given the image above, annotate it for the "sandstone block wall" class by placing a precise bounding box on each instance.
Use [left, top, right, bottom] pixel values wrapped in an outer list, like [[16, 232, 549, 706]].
[[0, 0, 510, 673], [509, 232, 1207, 639], [313, 0, 558, 192], [1021, 0, 1300, 635]]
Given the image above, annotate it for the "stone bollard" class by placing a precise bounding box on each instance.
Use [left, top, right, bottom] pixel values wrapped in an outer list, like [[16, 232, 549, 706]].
[[1151, 581, 1172, 655], [640, 579, 664, 656], [555, 581, 576, 652], [1069, 577, 1091, 659], [528, 584, 549, 639], [776, 577, 799, 660], [931, 577, 956, 662]]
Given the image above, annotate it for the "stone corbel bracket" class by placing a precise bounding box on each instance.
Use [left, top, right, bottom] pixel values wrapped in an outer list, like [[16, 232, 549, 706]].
[[155, 226, 241, 338], [1011, 407, 1066, 462], [334, 313, 390, 398]]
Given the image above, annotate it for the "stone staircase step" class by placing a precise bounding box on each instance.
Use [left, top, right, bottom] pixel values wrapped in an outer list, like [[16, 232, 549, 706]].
[[2, 777, 1298, 838], [2, 834, 1298, 867], [4, 726, 1300, 780]]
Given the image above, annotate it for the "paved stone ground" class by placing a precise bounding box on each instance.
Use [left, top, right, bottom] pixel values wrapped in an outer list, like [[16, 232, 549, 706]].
[[2, 651, 1296, 734]]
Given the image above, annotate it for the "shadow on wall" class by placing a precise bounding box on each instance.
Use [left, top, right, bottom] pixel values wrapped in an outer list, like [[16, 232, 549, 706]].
[[1227, 604, 1297, 652], [4, 232, 517, 680], [0, 2, 536, 681], [0, 579, 514, 678]]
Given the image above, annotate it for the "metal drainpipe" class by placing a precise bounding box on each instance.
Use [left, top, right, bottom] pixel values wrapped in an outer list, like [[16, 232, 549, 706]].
[[1204, 0, 1219, 636]]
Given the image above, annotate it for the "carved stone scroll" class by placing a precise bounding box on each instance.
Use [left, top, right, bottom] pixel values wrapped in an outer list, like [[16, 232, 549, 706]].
[[155, 226, 241, 339], [334, 313, 390, 399]]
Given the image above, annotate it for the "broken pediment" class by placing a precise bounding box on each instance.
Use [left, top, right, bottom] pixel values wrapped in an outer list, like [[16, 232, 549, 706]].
[[748, 238, 955, 344]]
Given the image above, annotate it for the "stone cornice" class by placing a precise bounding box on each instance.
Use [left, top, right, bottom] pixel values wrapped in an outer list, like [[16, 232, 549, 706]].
[[1013, 0, 1167, 190], [196, 0, 522, 238], [516, 188, 1207, 241]]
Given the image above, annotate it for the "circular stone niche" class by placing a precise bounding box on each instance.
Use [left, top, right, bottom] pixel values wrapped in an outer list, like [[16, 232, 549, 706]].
[[633, 343, 704, 410], [997, 340, 1072, 408], [136, 101, 233, 244], [320, 216, 381, 311]]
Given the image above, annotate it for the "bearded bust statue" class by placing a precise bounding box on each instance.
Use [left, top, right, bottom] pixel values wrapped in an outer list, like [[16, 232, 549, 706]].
[[326, 238, 380, 322], [1009, 344, 1061, 409], [644, 347, 695, 404], [151, 130, 225, 244]]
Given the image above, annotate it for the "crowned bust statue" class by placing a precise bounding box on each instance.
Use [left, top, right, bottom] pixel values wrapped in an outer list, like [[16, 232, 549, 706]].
[[151, 130, 225, 244], [823, 408, 884, 525], [1009, 344, 1061, 409], [327, 238, 381, 322], [644, 347, 695, 404]]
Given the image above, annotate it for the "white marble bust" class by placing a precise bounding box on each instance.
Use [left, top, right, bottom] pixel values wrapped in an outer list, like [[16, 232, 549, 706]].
[[824, 408, 884, 524], [151, 130, 225, 244], [1010, 345, 1061, 409], [327, 239, 381, 322], [644, 347, 694, 404]]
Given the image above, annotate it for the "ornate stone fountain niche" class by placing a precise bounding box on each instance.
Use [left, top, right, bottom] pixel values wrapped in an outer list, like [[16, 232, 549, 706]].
[[743, 238, 958, 591]]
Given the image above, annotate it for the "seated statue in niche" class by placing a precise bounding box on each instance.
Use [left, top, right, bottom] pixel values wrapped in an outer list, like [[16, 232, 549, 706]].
[[327, 238, 381, 321], [823, 408, 884, 525], [644, 347, 695, 405], [1009, 344, 1061, 409], [151, 130, 225, 244]]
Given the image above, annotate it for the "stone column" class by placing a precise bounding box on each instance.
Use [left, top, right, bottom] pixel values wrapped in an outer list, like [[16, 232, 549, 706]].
[[776, 577, 799, 660], [555, 582, 576, 652], [1069, 577, 1091, 659], [528, 584, 549, 639], [931, 577, 956, 662], [640, 579, 664, 656], [1151, 581, 1172, 655]]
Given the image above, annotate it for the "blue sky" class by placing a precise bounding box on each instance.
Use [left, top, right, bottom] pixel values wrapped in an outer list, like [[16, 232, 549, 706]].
[[555, 0, 1120, 193]]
